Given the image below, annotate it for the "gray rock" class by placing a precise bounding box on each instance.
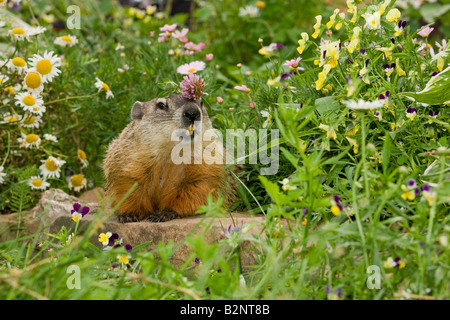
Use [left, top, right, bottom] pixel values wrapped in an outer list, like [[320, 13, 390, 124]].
[[2, 188, 268, 268]]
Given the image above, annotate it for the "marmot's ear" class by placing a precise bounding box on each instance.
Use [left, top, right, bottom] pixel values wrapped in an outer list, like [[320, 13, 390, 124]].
[[131, 101, 143, 120]]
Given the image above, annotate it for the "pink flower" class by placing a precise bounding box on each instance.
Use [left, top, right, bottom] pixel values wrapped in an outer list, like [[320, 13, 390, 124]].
[[283, 57, 302, 70], [160, 24, 177, 32], [249, 102, 256, 108], [184, 41, 206, 52], [217, 96, 223, 104], [150, 31, 155, 37], [177, 61, 206, 74], [180, 74, 205, 100], [417, 26, 434, 38], [436, 39, 447, 52], [172, 28, 189, 43], [206, 53, 214, 61], [234, 85, 250, 92]]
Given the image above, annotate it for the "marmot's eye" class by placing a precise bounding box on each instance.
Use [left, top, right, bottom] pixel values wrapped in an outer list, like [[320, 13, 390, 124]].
[[157, 102, 167, 110]]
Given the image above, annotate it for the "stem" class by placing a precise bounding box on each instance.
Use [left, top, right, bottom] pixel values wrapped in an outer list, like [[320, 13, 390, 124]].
[[360, 112, 370, 199], [44, 93, 99, 106], [1, 131, 11, 167]]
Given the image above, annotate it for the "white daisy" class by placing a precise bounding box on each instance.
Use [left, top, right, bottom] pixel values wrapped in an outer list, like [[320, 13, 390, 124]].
[[17, 132, 41, 149], [0, 74, 9, 85], [28, 175, 50, 191], [54, 35, 79, 47], [28, 51, 61, 83], [0, 166, 7, 184], [8, 26, 46, 41], [43, 133, 58, 143], [23, 71, 45, 94], [94, 77, 114, 99], [21, 114, 43, 129], [342, 99, 384, 110], [68, 174, 87, 192], [15, 91, 45, 113], [2, 112, 22, 124], [39, 156, 66, 179], [176, 61, 205, 74], [6, 57, 28, 74], [77, 149, 89, 168]]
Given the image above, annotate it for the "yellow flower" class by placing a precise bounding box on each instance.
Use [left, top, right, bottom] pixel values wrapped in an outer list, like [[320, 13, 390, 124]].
[[311, 15, 322, 39], [386, 8, 401, 22], [396, 58, 405, 76], [346, 136, 359, 154], [401, 185, 415, 201], [315, 64, 331, 91], [346, 125, 359, 136], [331, 205, 341, 216], [146, 5, 157, 15], [69, 174, 87, 192], [347, 0, 356, 13], [98, 232, 112, 245], [77, 149, 89, 168], [319, 122, 337, 140], [437, 55, 445, 72], [378, 0, 391, 15], [255, 1, 266, 9], [377, 47, 393, 61], [297, 32, 309, 54], [118, 254, 130, 265], [335, 13, 346, 30], [326, 9, 340, 29], [363, 11, 381, 30], [350, 6, 358, 23]]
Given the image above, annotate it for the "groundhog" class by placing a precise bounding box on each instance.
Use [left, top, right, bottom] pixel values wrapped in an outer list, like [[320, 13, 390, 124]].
[[103, 94, 237, 223]]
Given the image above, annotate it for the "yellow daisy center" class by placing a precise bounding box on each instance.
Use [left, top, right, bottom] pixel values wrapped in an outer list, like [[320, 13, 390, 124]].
[[32, 179, 43, 187], [25, 133, 39, 143], [71, 174, 84, 187], [36, 59, 52, 75], [6, 116, 18, 123], [33, 106, 40, 112], [77, 149, 87, 161], [12, 57, 26, 67], [61, 35, 73, 42], [45, 159, 59, 171], [101, 82, 110, 91], [187, 68, 196, 73], [12, 27, 26, 35], [25, 72, 42, 89], [23, 115, 36, 125], [23, 95, 35, 106]]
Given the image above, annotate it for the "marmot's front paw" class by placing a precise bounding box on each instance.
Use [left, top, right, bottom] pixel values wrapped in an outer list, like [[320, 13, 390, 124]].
[[146, 210, 180, 223], [117, 213, 142, 223]]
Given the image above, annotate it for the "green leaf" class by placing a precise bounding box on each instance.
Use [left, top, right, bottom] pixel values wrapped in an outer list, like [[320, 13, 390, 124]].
[[259, 176, 281, 205], [399, 66, 450, 105], [382, 132, 391, 176]]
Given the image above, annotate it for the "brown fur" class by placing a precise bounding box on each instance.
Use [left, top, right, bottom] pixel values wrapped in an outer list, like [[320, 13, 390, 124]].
[[103, 94, 237, 222]]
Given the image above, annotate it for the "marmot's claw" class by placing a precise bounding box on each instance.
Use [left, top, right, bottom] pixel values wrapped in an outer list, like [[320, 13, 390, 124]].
[[117, 213, 141, 223], [146, 210, 180, 223]]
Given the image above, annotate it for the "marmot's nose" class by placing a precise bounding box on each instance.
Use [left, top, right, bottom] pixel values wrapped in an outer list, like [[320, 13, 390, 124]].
[[183, 109, 201, 122]]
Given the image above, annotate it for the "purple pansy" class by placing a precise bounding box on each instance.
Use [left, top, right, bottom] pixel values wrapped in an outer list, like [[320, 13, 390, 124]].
[[71, 203, 90, 217]]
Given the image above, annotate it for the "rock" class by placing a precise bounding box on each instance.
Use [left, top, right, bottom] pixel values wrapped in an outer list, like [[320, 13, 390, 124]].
[[78, 187, 106, 205], [1, 188, 268, 268]]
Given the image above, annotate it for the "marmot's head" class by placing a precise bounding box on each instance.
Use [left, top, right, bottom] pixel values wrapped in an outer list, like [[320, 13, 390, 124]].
[[130, 93, 214, 147]]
